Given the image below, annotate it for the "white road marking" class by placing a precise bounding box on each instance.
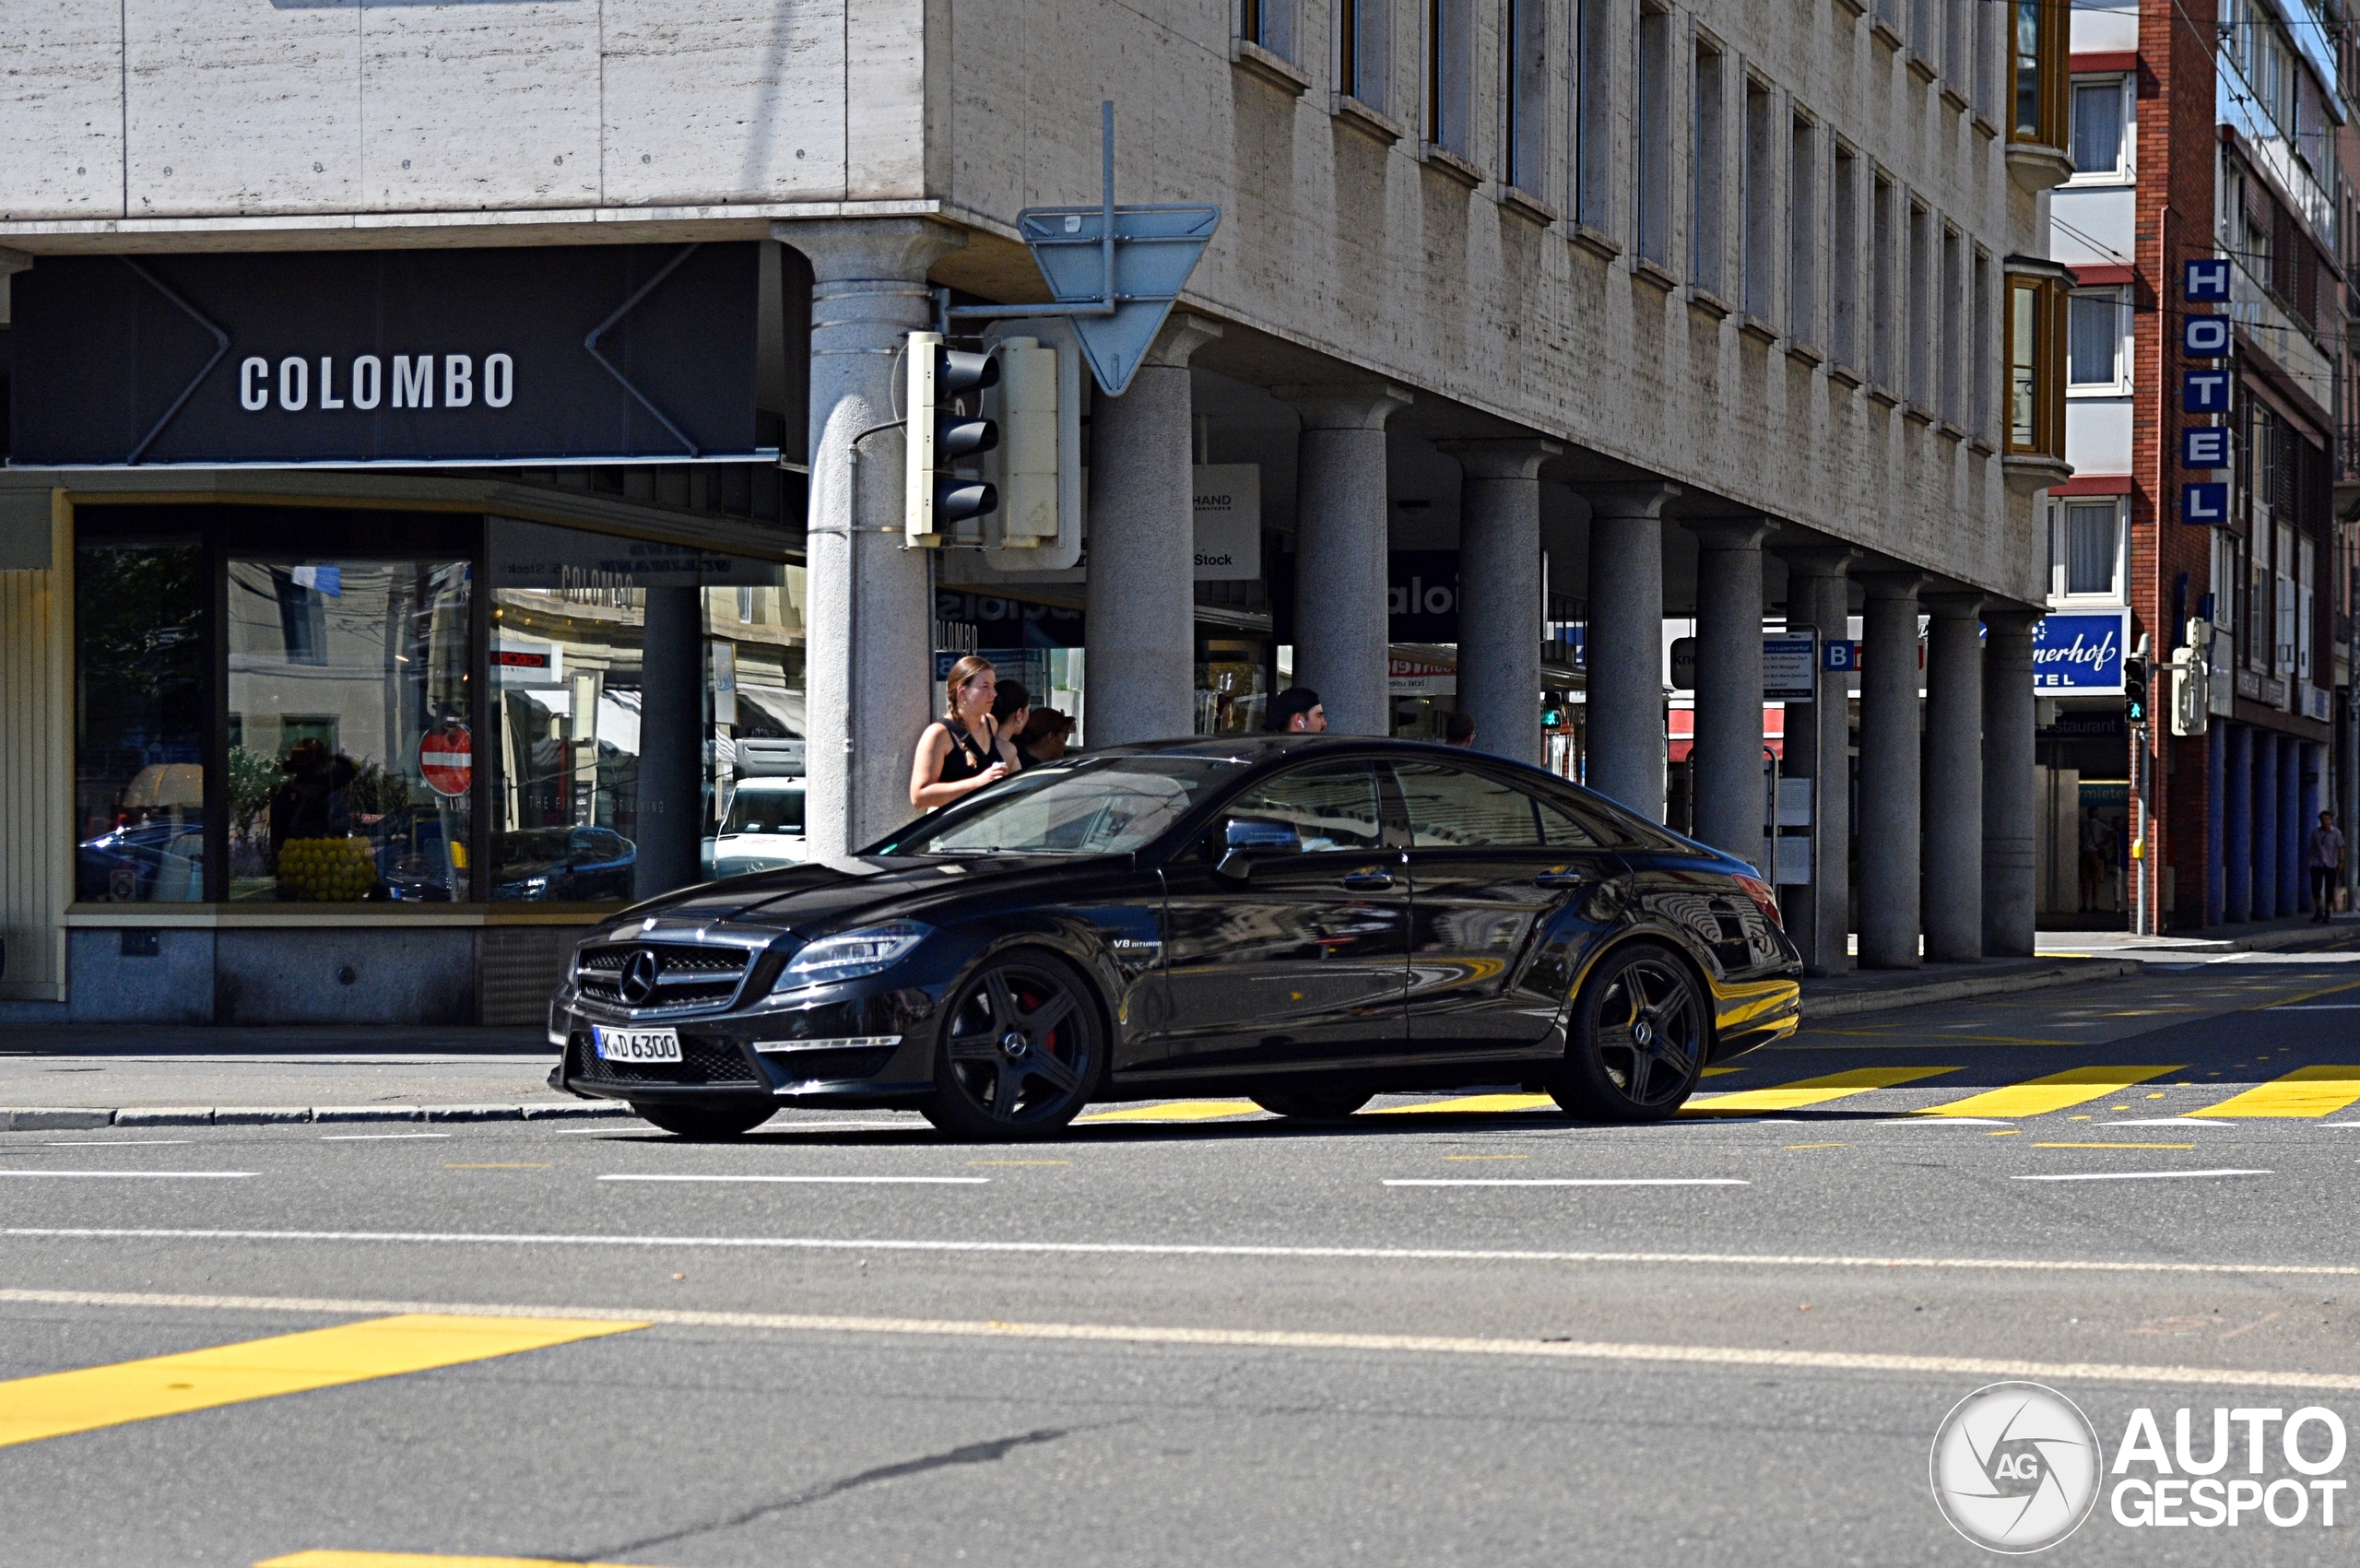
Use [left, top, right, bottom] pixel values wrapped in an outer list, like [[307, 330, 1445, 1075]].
[[3, 1285, 2356, 1394], [1383, 1178, 1750, 1188], [39, 1139, 194, 1148], [597, 1173, 989, 1185], [6, 1227, 2353, 1278], [0, 1171, 254, 1180], [321, 1132, 453, 1141], [2012, 1168, 2272, 1183]]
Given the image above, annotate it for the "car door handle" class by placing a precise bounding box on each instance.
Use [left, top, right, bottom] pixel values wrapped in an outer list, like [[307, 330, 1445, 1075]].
[[1532, 871, 1586, 888], [1339, 870, 1397, 891]]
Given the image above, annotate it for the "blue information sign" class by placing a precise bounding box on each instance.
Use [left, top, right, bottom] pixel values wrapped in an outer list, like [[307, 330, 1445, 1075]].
[[2181, 482, 2229, 525], [2181, 427, 2230, 468], [1822, 640, 1858, 672], [2032, 610, 2129, 692], [2184, 258, 2230, 301], [2182, 315, 2230, 356], [2182, 369, 2231, 412]]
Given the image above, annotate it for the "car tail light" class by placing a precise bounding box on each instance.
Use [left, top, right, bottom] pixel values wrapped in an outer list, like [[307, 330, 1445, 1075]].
[[1732, 873, 1784, 929]]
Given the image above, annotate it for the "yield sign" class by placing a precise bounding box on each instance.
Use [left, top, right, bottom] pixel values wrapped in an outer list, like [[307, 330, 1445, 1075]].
[[1017, 205, 1221, 396]]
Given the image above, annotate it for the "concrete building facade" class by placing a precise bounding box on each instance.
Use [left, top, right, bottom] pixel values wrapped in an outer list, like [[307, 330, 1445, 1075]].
[[0, 0, 2070, 1022]]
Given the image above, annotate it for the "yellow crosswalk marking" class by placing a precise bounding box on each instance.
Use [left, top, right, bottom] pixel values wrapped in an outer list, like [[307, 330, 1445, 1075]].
[[1682, 1066, 1960, 1114], [1913, 1066, 2180, 1119], [1075, 1100, 1262, 1122], [0, 1314, 642, 1450], [1375, 1093, 1555, 1114], [260, 1555, 677, 1568], [2192, 1066, 2360, 1118]]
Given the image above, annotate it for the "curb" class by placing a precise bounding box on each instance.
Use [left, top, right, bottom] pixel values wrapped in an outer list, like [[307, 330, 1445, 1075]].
[[1803, 959, 2142, 1020], [3, 1102, 633, 1132]]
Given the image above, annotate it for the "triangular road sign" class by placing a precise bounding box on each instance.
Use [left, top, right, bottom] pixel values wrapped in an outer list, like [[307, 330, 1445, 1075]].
[[1017, 205, 1221, 396]]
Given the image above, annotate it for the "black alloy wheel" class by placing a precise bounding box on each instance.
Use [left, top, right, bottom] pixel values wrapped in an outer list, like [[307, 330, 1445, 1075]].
[[923, 951, 1102, 1140], [1549, 942, 1707, 1123], [631, 1101, 776, 1138], [1250, 1091, 1375, 1121]]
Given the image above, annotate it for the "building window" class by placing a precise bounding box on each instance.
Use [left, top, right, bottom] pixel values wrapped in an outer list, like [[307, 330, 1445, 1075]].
[[1830, 142, 1860, 366], [75, 530, 209, 903], [2069, 76, 2132, 180], [1975, 0, 1999, 121], [1907, 200, 1932, 407], [2052, 500, 2123, 599], [2066, 288, 2128, 390], [1240, 0, 1296, 59], [1946, 0, 1971, 100], [2299, 533, 2316, 682], [1572, 0, 1610, 227], [1691, 37, 1727, 295], [1505, 0, 1547, 195], [2012, 0, 2068, 147], [1911, 0, 1936, 70], [1972, 248, 1994, 438], [2006, 272, 2066, 456], [2275, 522, 2297, 677], [1742, 77, 1775, 319], [1426, 0, 1471, 155], [1940, 227, 1964, 426], [1339, 0, 1389, 110], [1871, 173, 1897, 387], [1634, 3, 1670, 264], [1788, 113, 1817, 345]]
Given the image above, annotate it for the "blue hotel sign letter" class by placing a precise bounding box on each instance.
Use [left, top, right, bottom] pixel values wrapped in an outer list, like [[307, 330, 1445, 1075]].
[[2184, 258, 2230, 301], [2183, 315, 2230, 356], [2181, 483, 2229, 524], [2182, 428, 2229, 468], [2183, 370, 2230, 412]]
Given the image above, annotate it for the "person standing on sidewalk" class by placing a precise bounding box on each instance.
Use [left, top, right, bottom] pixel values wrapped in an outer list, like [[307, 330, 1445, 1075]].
[[1444, 711, 1476, 748], [991, 679, 1033, 772], [910, 655, 1013, 810], [2309, 810, 2345, 923], [1263, 687, 1327, 734]]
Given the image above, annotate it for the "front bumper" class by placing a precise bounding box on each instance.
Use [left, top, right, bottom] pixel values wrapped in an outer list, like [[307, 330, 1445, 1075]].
[[551, 977, 942, 1107]]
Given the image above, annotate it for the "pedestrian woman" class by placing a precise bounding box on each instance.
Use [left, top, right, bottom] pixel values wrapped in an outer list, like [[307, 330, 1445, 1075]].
[[1014, 707, 1075, 766], [910, 654, 1016, 810]]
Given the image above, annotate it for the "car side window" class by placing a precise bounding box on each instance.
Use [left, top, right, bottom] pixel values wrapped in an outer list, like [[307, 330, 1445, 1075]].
[[1218, 762, 1385, 855], [1537, 797, 1604, 848], [1389, 762, 1540, 848]]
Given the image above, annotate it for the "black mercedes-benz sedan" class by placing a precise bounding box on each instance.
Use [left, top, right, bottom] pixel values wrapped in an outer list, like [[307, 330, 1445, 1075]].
[[547, 737, 1802, 1140]]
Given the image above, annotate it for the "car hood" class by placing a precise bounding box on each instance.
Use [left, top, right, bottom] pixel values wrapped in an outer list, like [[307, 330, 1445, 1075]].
[[612, 854, 1119, 937]]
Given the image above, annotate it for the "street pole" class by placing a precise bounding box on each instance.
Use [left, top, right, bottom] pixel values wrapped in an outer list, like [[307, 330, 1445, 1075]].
[[2133, 721, 2150, 937]]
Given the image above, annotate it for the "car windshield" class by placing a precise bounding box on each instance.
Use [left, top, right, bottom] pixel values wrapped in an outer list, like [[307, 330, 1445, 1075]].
[[722, 785, 804, 837], [880, 757, 1239, 856]]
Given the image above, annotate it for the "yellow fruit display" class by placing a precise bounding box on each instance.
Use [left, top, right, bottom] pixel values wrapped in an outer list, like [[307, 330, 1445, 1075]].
[[277, 835, 379, 902]]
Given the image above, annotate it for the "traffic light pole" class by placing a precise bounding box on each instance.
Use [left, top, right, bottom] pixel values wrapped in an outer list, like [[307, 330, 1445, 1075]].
[[2132, 720, 2150, 937]]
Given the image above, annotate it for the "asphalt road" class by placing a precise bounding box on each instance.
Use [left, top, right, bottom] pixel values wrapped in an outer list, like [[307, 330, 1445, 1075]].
[[4, 957, 2358, 1566]]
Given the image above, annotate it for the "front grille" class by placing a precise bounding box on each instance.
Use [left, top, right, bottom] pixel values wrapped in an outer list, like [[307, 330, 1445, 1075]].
[[575, 943, 751, 1012], [766, 1045, 900, 1083], [568, 1033, 761, 1086]]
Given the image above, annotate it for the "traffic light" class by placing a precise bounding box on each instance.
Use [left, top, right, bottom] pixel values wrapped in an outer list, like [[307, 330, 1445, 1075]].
[[2122, 654, 2149, 726], [2169, 644, 2210, 736], [905, 332, 1000, 547]]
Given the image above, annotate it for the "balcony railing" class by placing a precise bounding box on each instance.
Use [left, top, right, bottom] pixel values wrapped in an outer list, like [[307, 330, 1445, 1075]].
[[2226, 249, 2338, 416]]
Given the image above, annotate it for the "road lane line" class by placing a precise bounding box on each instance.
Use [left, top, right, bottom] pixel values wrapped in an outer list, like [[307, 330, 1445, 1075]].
[[2192, 1066, 2360, 1119], [596, 1174, 989, 1185], [1683, 1067, 1960, 1115], [2033, 1143, 2198, 1149], [1074, 1101, 1264, 1123], [0, 1313, 641, 1450], [2012, 1169, 2272, 1183], [1915, 1066, 2181, 1119], [6, 1288, 2356, 1396], [1383, 1178, 1748, 1187], [40, 1140, 195, 1148], [6, 1231, 2354, 1277], [0, 1170, 253, 1180]]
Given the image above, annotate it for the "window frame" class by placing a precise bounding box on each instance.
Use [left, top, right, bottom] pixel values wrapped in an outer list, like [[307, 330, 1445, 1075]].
[[2005, 271, 2067, 458], [2049, 496, 2128, 603], [2065, 72, 2134, 184], [2010, 0, 2069, 149], [2064, 285, 2132, 395]]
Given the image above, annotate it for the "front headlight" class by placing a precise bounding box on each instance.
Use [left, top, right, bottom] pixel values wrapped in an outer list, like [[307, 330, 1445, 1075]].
[[773, 921, 931, 990]]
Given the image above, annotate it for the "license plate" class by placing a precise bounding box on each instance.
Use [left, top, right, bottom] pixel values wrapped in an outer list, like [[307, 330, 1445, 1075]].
[[595, 1026, 681, 1064]]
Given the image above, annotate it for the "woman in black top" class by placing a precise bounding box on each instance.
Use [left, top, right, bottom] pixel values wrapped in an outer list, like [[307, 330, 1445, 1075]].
[[909, 654, 1017, 810]]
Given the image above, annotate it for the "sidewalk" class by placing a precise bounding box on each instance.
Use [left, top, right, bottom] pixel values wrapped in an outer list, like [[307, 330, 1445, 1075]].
[[2036, 911, 2360, 959]]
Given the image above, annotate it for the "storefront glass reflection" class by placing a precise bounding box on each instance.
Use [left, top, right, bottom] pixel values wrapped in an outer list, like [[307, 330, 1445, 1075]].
[[226, 560, 472, 901], [76, 542, 208, 902]]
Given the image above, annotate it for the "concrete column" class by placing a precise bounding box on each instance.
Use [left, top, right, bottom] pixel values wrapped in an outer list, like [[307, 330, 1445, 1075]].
[[2224, 723, 2252, 922], [1438, 438, 1563, 766], [1689, 520, 1770, 867], [632, 586, 705, 900], [2206, 722, 2226, 927], [2254, 732, 2279, 920], [1980, 604, 2039, 957], [1919, 592, 1985, 962], [1582, 484, 1681, 819], [1274, 382, 1413, 737], [782, 218, 965, 860], [2278, 735, 2302, 915], [1778, 546, 1859, 973], [2300, 740, 2323, 913], [1084, 313, 1222, 748], [1857, 572, 1926, 968]]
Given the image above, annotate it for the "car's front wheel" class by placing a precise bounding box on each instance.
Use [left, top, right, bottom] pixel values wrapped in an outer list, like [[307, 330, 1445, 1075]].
[[630, 1101, 775, 1138], [922, 950, 1102, 1140], [1548, 942, 1707, 1123]]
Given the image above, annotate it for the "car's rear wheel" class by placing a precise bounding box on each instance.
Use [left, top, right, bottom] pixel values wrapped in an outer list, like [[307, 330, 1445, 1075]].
[[1549, 943, 1707, 1123], [921, 950, 1102, 1140], [1250, 1091, 1373, 1121], [630, 1101, 775, 1138]]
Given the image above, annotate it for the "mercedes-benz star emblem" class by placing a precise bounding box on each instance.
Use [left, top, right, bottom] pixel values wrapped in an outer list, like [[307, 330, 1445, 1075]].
[[618, 949, 661, 1007], [1632, 1018, 1654, 1048]]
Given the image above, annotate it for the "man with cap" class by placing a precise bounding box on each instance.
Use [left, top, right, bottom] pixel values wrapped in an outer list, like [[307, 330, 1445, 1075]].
[[1264, 687, 1327, 733]]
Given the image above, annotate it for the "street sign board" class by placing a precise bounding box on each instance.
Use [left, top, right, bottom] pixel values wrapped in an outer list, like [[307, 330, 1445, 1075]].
[[2031, 609, 2129, 692], [1018, 205, 1221, 396], [1764, 633, 1817, 701]]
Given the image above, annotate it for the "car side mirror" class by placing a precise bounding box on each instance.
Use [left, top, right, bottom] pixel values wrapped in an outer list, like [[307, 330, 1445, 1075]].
[[1214, 848, 1256, 882]]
